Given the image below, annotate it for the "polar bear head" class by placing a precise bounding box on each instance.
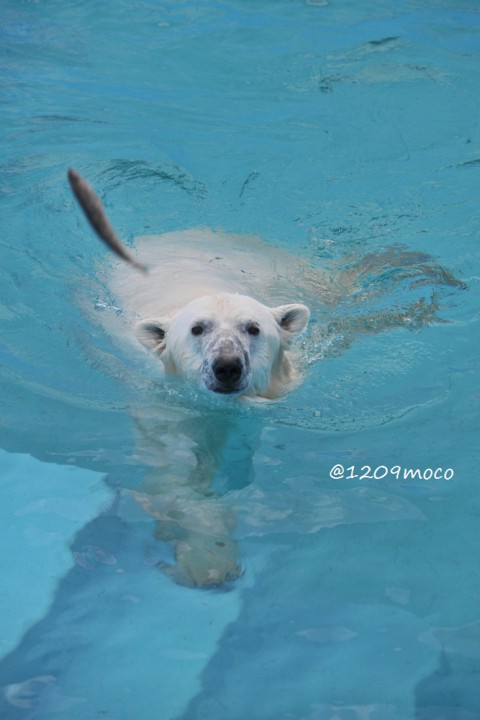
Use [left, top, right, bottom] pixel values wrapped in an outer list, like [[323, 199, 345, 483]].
[[135, 293, 309, 400]]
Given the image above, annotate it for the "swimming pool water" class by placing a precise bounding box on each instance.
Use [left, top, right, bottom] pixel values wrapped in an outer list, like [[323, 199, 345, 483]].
[[1, 1, 479, 718]]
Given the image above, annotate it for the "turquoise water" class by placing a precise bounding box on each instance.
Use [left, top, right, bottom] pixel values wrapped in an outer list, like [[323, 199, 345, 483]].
[[1, 1, 479, 718]]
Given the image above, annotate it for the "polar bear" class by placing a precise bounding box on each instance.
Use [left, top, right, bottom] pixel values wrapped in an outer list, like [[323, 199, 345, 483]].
[[111, 232, 311, 401], [69, 169, 311, 401], [69, 170, 317, 586], [69, 169, 461, 587]]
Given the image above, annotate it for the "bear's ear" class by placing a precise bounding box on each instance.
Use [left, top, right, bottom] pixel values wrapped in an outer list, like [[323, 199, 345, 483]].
[[134, 317, 170, 353], [270, 304, 310, 340]]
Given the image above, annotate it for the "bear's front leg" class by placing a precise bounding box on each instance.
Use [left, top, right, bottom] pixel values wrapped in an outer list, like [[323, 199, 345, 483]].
[[137, 488, 242, 588], [132, 411, 260, 589], [160, 529, 242, 588]]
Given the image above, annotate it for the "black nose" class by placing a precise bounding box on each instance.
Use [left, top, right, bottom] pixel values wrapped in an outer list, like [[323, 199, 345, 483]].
[[212, 356, 243, 386]]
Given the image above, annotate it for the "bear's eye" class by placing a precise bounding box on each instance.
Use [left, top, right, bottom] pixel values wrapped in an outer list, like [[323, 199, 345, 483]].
[[247, 323, 260, 336], [191, 324, 204, 336]]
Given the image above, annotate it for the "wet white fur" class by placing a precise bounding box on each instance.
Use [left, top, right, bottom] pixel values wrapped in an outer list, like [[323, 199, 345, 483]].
[[107, 229, 311, 400]]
